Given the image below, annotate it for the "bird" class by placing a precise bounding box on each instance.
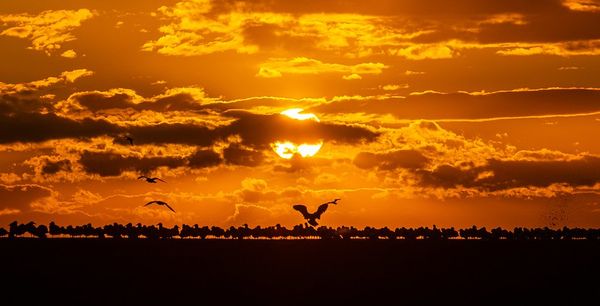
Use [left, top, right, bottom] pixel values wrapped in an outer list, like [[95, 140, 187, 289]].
[[293, 199, 340, 227], [145, 200, 175, 212], [138, 175, 166, 183], [125, 136, 134, 145]]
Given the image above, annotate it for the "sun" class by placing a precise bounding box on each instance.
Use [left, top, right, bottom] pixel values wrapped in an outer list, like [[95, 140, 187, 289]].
[[272, 108, 323, 159]]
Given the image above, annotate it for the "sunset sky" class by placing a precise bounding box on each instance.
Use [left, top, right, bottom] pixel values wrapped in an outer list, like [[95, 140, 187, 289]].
[[1, 0, 600, 228]]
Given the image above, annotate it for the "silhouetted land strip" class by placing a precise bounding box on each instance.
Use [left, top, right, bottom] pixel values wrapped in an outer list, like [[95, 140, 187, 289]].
[[3, 221, 600, 240], [1, 239, 599, 305]]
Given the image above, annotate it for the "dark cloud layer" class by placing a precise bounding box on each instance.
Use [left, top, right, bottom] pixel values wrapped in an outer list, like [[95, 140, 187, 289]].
[[80, 151, 187, 176], [419, 156, 600, 190], [222, 110, 379, 148], [79, 144, 267, 176], [311, 89, 600, 120], [0, 112, 119, 144]]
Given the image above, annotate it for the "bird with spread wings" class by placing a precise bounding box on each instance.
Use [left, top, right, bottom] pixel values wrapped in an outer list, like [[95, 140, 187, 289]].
[[293, 199, 340, 226], [144, 200, 175, 212], [138, 176, 166, 183]]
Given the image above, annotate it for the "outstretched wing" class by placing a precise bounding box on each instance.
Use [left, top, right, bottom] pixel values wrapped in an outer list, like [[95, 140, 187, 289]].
[[138, 176, 147, 180], [154, 178, 166, 183], [293, 205, 311, 219], [144, 201, 157, 206], [314, 203, 330, 219], [164, 203, 176, 212]]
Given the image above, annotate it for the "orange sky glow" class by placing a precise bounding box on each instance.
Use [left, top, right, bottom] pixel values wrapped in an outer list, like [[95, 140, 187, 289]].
[[1, 0, 600, 228]]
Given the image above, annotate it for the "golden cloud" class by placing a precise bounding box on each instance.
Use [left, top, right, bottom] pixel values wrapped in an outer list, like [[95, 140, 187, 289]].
[[143, 0, 426, 57], [60, 49, 77, 58], [256, 57, 387, 79], [562, 0, 600, 12], [496, 40, 600, 56], [0, 9, 95, 55], [0, 69, 94, 95]]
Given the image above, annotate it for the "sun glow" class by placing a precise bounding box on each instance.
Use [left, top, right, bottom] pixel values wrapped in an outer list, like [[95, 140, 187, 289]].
[[272, 109, 323, 159], [280, 108, 320, 122]]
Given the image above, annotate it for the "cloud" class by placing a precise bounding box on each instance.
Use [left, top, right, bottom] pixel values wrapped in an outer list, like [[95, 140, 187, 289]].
[[79, 151, 187, 176], [381, 84, 408, 91], [187, 149, 223, 168], [62, 87, 216, 114], [0, 9, 94, 55], [496, 40, 600, 56], [256, 57, 387, 79], [405, 70, 425, 75], [0, 184, 53, 212], [60, 49, 77, 58], [562, 0, 600, 12], [0, 112, 119, 144], [354, 150, 429, 170], [221, 110, 379, 148], [223, 143, 265, 166], [311, 88, 600, 120], [0, 69, 94, 96], [418, 155, 600, 191], [143, 0, 600, 60], [143, 1, 426, 57]]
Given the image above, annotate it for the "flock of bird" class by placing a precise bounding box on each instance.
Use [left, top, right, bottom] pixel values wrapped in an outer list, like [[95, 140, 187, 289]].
[[3, 221, 600, 240], [121, 135, 339, 226]]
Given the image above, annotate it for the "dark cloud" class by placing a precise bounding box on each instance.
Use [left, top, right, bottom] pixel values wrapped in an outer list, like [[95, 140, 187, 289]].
[[0, 184, 53, 211], [127, 123, 218, 146], [354, 150, 430, 170], [72, 91, 137, 112], [79, 148, 229, 177], [41, 159, 72, 175], [221, 110, 379, 148], [69, 90, 317, 114], [0, 112, 120, 144], [188, 149, 223, 168], [418, 156, 600, 190], [0, 95, 48, 114], [79, 151, 186, 176], [310, 89, 600, 120], [223, 144, 265, 167]]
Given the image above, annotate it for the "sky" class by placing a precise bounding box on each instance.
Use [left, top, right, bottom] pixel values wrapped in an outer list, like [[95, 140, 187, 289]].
[[1, 0, 600, 228]]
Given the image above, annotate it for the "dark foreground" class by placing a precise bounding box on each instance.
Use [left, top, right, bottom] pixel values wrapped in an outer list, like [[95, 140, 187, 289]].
[[2, 239, 599, 305]]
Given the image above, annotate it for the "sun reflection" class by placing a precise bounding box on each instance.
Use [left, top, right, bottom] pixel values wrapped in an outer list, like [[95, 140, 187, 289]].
[[272, 108, 323, 159]]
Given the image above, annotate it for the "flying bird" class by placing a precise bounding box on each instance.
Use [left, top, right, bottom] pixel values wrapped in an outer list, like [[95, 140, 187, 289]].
[[125, 136, 134, 145], [293, 199, 340, 226], [145, 200, 175, 212], [138, 176, 166, 183]]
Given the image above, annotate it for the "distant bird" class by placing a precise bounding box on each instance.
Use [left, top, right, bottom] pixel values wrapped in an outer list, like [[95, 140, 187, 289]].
[[145, 200, 175, 212], [125, 136, 134, 145], [293, 199, 340, 227], [138, 176, 166, 183]]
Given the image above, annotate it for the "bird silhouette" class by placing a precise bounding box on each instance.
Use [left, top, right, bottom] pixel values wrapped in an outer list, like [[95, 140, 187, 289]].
[[293, 199, 340, 226], [138, 175, 166, 183], [145, 200, 175, 212]]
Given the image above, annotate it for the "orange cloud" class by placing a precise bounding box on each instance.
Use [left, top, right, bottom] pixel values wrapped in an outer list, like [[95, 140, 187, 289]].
[[496, 40, 600, 56], [0, 69, 94, 95], [60, 49, 77, 58], [0, 9, 94, 55], [562, 0, 600, 12], [256, 57, 387, 79], [143, 0, 426, 57]]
